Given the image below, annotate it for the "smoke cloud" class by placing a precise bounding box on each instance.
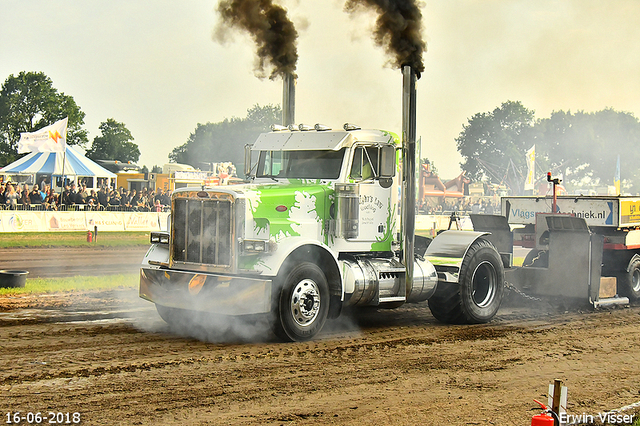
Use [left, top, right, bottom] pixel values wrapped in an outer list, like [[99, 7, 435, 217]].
[[344, 0, 426, 76], [216, 0, 298, 79]]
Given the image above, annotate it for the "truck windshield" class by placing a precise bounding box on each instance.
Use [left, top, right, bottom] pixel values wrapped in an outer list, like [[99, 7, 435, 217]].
[[256, 149, 345, 179]]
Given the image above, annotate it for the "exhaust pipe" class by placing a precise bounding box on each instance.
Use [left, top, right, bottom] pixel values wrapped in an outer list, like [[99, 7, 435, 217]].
[[282, 73, 296, 126], [402, 65, 417, 295]]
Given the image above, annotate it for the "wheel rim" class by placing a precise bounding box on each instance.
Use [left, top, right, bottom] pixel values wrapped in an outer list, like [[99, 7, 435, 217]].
[[632, 268, 640, 293], [471, 260, 498, 308], [290, 278, 321, 327]]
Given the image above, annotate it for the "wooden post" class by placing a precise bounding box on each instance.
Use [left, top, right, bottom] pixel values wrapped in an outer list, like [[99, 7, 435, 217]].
[[552, 379, 562, 426]]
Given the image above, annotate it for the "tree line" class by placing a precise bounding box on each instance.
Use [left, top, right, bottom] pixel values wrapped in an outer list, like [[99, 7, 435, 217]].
[[4, 71, 638, 195], [456, 100, 640, 194]]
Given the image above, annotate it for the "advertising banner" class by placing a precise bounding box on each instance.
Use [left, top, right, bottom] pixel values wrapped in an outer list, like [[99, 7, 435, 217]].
[[86, 212, 126, 231], [0, 211, 46, 232], [0, 211, 166, 232], [501, 197, 618, 227], [45, 211, 87, 231], [124, 212, 160, 231]]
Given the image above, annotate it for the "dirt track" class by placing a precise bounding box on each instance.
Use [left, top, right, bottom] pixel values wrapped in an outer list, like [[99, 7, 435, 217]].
[[1, 285, 640, 426], [0, 246, 149, 278]]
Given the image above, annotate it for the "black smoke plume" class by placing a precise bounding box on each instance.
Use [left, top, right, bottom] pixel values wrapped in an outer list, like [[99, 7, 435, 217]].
[[216, 0, 298, 79], [344, 0, 426, 77]]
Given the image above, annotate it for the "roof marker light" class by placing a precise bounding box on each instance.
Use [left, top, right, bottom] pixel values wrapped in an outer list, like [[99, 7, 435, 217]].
[[271, 124, 288, 131], [298, 124, 313, 131], [343, 123, 361, 131], [315, 124, 331, 131]]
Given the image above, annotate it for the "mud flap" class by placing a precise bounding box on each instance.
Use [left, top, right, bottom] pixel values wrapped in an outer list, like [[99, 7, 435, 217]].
[[424, 230, 489, 282], [507, 216, 603, 303]]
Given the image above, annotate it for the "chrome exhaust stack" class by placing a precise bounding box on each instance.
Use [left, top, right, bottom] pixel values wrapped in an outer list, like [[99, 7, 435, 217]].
[[282, 73, 296, 126], [402, 65, 417, 296]]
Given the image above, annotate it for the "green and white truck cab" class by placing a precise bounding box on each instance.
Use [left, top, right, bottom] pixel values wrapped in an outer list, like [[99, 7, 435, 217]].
[[140, 125, 505, 341]]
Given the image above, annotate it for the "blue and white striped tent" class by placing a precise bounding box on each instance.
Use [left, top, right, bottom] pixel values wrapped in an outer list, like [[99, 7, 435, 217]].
[[0, 145, 116, 188]]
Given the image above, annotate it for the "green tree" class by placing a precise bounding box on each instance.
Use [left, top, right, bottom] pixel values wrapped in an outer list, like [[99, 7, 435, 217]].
[[169, 104, 281, 170], [86, 118, 140, 163], [535, 108, 640, 192], [0, 71, 88, 164], [456, 101, 536, 194]]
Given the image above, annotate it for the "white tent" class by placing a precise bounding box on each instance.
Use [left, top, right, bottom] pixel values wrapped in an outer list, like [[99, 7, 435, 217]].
[[0, 145, 116, 190]]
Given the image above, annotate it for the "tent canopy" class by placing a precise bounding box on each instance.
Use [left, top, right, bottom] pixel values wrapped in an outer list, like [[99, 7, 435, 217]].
[[0, 145, 116, 178]]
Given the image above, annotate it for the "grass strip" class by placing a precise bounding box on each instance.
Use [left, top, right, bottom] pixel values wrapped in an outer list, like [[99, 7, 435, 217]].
[[0, 274, 138, 296], [0, 232, 150, 248]]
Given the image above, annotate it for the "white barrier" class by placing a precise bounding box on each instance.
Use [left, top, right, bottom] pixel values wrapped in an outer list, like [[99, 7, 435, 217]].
[[0, 211, 466, 233], [0, 211, 171, 232]]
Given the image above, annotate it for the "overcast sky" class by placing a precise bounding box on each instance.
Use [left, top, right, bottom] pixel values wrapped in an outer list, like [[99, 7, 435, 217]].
[[1, 1, 639, 177]]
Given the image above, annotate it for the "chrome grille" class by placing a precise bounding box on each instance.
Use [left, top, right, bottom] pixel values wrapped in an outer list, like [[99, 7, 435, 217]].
[[172, 198, 233, 267]]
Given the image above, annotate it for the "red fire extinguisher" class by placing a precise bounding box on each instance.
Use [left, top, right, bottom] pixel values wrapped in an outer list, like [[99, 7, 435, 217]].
[[531, 399, 556, 426], [87, 231, 93, 243]]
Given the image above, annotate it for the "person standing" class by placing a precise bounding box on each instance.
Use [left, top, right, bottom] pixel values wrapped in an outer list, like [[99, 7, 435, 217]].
[[74, 185, 86, 205], [87, 190, 99, 210], [120, 189, 131, 210], [43, 187, 57, 210], [61, 184, 73, 207], [108, 188, 121, 210], [29, 184, 43, 207], [130, 189, 142, 211], [20, 184, 30, 208], [0, 183, 5, 208], [5, 184, 18, 210], [97, 186, 109, 209]]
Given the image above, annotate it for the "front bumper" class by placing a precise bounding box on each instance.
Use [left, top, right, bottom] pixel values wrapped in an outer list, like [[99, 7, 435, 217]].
[[139, 268, 273, 316]]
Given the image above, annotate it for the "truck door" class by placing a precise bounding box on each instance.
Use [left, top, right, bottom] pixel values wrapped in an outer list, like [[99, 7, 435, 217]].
[[349, 145, 394, 245]]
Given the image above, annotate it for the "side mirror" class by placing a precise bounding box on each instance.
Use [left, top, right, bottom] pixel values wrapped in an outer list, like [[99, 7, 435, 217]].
[[379, 145, 396, 178], [244, 144, 253, 178]]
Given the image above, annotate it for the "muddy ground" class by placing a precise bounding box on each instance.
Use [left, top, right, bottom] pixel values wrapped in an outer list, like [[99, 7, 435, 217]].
[[1, 283, 639, 426], [0, 246, 148, 278]]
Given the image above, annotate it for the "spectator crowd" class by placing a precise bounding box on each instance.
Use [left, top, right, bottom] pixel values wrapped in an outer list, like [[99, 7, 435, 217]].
[[0, 181, 171, 212]]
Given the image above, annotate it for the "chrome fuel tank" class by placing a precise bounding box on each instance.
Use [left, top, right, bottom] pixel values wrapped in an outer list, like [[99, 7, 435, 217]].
[[341, 256, 437, 307]]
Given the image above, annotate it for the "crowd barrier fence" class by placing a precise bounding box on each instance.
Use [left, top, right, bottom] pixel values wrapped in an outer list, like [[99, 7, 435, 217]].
[[0, 210, 171, 232], [0, 211, 473, 234]]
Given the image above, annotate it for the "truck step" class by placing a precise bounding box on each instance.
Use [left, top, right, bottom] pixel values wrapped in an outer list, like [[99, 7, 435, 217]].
[[378, 296, 406, 303], [593, 296, 629, 308]]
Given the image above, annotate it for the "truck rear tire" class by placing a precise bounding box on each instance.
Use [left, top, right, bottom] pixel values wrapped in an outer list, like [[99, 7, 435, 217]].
[[618, 258, 640, 301], [428, 238, 504, 324], [272, 262, 330, 342]]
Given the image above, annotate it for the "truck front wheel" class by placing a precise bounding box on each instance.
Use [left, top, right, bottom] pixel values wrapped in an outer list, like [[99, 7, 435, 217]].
[[428, 238, 504, 324], [156, 304, 185, 325], [618, 257, 640, 301], [273, 262, 330, 342]]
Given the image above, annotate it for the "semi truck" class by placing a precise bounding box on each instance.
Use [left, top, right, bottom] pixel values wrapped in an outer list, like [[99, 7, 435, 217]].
[[139, 66, 635, 342], [139, 67, 509, 341]]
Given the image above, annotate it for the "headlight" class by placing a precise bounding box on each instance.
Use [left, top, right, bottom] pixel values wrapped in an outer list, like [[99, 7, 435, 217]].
[[150, 232, 170, 245], [242, 239, 267, 253]]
